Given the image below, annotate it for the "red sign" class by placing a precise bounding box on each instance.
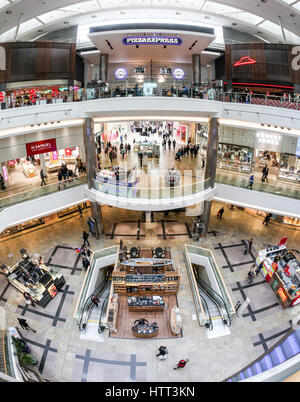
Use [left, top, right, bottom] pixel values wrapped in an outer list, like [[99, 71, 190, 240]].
[[234, 56, 257, 67], [65, 148, 72, 156], [0, 91, 5, 102], [278, 288, 287, 302], [26, 139, 57, 156]]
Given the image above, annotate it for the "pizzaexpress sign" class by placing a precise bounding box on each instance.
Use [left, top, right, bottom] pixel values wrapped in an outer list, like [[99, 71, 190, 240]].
[[123, 36, 182, 46]]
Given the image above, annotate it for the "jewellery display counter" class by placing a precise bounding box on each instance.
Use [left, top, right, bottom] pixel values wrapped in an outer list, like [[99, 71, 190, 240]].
[[278, 154, 300, 184], [217, 143, 252, 174], [132, 322, 159, 338], [22, 161, 36, 178], [256, 244, 300, 308], [112, 250, 180, 296], [128, 296, 164, 312]]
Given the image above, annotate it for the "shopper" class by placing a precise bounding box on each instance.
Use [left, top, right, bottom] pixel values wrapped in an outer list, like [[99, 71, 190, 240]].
[[247, 266, 256, 284], [78, 205, 83, 219], [156, 346, 168, 359], [91, 295, 99, 307], [263, 213, 272, 226], [173, 139, 176, 150], [57, 169, 63, 190], [82, 230, 90, 247], [82, 257, 90, 270], [247, 175, 254, 190], [174, 359, 189, 370], [217, 207, 225, 221], [40, 169, 46, 186], [244, 240, 249, 256], [248, 238, 253, 254], [17, 318, 36, 333], [23, 291, 35, 307], [0, 174, 6, 190]]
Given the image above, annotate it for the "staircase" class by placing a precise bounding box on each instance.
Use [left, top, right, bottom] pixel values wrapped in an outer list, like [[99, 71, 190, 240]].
[[226, 328, 300, 382]]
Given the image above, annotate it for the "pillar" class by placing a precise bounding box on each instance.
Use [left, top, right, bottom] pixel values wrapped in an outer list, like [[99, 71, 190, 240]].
[[99, 53, 109, 82], [83, 117, 104, 239], [200, 117, 219, 234], [192, 54, 201, 86], [40, 154, 46, 171]]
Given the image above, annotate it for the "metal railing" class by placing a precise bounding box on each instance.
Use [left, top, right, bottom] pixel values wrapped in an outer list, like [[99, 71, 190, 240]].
[[2, 87, 299, 111]]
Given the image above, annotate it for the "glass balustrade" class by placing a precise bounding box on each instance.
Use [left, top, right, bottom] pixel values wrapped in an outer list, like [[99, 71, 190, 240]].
[[2, 89, 299, 111], [0, 174, 87, 211], [215, 173, 300, 200]]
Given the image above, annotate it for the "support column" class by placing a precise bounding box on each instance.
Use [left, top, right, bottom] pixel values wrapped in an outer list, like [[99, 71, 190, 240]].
[[99, 53, 109, 82], [200, 117, 219, 234], [83, 117, 104, 239], [192, 54, 201, 86]]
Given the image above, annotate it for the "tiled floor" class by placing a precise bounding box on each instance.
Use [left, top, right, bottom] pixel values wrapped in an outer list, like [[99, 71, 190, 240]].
[[0, 202, 299, 382]]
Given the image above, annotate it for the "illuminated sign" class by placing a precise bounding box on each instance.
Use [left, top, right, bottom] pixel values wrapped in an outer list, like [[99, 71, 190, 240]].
[[160, 67, 172, 75], [26, 139, 57, 157], [172, 68, 185, 80], [123, 36, 182, 46], [278, 288, 287, 302], [0, 91, 5, 103], [114, 68, 128, 80], [234, 56, 257, 67], [134, 67, 146, 74]]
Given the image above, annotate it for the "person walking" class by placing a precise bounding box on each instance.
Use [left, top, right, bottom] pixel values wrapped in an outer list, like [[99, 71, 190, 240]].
[[40, 169, 46, 186], [23, 291, 36, 307], [217, 207, 225, 221], [244, 240, 249, 256], [173, 139, 176, 150], [78, 205, 83, 219], [247, 266, 256, 284], [18, 318, 36, 333], [174, 359, 189, 370], [57, 169, 63, 191], [247, 174, 254, 190], [248, 238, 253, 254], [82, 230, 90, 247], [91, 295, 99, 307], [82, 257, 90, 270], [156, 346, 168, 359], [263, 213, 272, 226]]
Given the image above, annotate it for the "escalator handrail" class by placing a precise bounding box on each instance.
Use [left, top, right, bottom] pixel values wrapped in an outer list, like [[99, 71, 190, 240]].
[[197, 281, 223, 323], [79, 278, 109, 331], [196, 276, 232, 327], [199, 294, 213, 331], [98, 294, 110, 334]]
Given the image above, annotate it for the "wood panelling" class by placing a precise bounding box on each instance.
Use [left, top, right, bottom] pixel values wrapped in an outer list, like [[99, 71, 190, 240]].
[[0, 41, 76, 84], [110, 295, 182, 339], [225, 43, 300, 85]]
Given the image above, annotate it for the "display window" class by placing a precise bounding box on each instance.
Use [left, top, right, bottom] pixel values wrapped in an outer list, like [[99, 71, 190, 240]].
[[45, 147, 80, 172], [278, 154, 300, 183], [283, 217, 300, 227], [217, 143, 253, 173], [253, 149, 280, 176]]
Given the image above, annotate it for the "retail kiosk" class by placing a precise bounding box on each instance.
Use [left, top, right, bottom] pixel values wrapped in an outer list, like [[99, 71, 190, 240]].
[[256, 241, 300, 308], [108, 247, 181, 339]]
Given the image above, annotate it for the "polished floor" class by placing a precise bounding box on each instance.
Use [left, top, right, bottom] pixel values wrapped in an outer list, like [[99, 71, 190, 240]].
[[0, 202, 299, 382]]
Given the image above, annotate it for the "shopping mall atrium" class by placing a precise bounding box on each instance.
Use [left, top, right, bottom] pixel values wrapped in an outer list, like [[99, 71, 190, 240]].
[[0, 0, 300, 385]]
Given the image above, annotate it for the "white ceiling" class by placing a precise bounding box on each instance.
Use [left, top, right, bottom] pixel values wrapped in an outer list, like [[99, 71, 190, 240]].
[[0, 0, 299, 46]]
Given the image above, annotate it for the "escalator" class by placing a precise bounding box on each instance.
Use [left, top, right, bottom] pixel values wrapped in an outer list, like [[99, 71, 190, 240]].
[[225, 327, 300, 382], [0, 330, 13, 378], [199, 294, 213, 331], [98, 293, 110, 334], [79, 277, 109, 331], [194, 269, 232, 328]]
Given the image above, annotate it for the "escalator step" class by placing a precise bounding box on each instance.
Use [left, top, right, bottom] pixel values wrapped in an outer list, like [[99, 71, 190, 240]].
[[252, 362, 263, 376], [281, 334, 300, 359], [270, 346, 286, 366], [260, 355, 273, 371], [294, 329, 300, 346], [245, 367, 253, 378], [239, 372, 245, 381]]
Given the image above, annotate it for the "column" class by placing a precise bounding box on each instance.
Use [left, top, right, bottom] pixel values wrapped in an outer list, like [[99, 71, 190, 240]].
[[200, 117, 219, 234], [83, 117, 104, 239], [40, 154, 46, 175], [99, 53, 109, 82], [192, 54, 201, 86]]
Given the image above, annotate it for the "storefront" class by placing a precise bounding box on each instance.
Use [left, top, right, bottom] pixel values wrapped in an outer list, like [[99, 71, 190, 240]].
[[217, 143, 253, 173], [173, 122, 189, 144], [278, 154, 300, 184]]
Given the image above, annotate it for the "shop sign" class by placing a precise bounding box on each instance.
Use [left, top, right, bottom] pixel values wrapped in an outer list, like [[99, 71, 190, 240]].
[[114, 68, 128, 80], [0, 91, 5, 102], [278, 288, 287, 302], [123, 36, 182, 46], [26, 139, 57, 157], [234, 56, 257, 67], [172, 68, 185, 80], [65, 148, 72, 156]]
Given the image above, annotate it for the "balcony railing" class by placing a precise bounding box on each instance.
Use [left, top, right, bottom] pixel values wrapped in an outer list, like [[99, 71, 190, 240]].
[[215, 173, 300, 200], [2, 87, 300, 112], [0, 174, 87, 211], [91, 177, 214, 200]]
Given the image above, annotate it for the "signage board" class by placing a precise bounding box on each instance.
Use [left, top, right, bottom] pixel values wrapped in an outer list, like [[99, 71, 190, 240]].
[[172, 68, 185, 80], [234, 56, 257, 68], [123, 36, 182, 46], [26, 139, 57, 157], [114, 68, 128, 80], [160, 67, 172, 75], [278, 288, 287, 302], [0, 91, 5, 102]]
